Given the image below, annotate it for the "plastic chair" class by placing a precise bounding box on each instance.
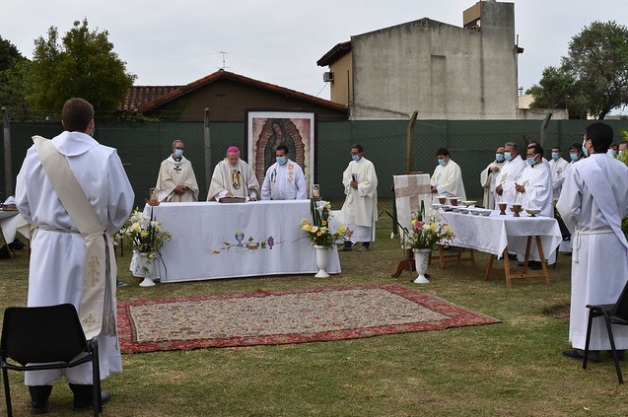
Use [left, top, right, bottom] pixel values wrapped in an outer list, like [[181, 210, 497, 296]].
[[1, 304, 102, 416], [583, 282, 628, 384]]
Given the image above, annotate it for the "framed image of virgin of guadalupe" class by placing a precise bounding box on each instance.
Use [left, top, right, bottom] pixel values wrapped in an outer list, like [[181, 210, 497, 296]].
[[247, 111, 316, 197]]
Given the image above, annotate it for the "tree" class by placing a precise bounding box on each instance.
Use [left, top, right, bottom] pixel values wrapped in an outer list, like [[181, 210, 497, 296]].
[[0, 36, 33, 121], [29, 19, 136, 117], [528, 21, 628, 119]]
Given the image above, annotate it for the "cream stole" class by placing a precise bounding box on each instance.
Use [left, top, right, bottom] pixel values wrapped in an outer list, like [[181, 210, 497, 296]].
[[33, 136, 116, 340]]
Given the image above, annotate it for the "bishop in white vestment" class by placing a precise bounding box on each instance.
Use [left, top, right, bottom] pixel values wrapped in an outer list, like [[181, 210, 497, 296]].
[[155, 140, 199, 202], [15, 98, 134, 399], [207, 146, 259, 201], [557, 123, 628, 354]]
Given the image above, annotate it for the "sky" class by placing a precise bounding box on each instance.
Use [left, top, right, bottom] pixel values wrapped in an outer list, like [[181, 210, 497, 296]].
[[2, 0, 627, 101]]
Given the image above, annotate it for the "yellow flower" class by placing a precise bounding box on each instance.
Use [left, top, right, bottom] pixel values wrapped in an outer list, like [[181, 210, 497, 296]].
[[430, 224, 436, 231], [140, 230, 149, 238], [321, 220, 327, 226]]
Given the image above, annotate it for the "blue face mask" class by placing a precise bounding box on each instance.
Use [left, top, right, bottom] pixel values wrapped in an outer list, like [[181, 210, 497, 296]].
[[174, 149, 184, 157], [276, 156, 287, 165], [352, 155, 360, 162], [526, 157, 536, 166], [582, 144, 588, 157], [551, 152, 559, 160], [437, 159, 446, 167], [570, 153, 578, 162], [608, 149, 617, 157], [495, 153, 504, 162], [504, 152, 512, 162]]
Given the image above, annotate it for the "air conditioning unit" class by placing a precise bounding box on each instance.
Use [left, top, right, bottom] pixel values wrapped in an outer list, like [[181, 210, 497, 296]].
[[323, 71, 334, 83]]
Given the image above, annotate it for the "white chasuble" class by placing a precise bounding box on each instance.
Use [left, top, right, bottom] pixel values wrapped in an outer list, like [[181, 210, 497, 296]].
[[340, 157, 378, 242], [207, 158, 260, 201], [156, 156, 199, 202], [430, 159, 466, 204]]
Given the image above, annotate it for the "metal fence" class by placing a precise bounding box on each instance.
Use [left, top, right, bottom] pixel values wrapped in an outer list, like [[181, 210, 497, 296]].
[[2, 119, 627, 208]]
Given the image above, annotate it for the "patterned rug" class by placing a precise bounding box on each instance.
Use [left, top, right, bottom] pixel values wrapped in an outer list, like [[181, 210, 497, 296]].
[[117, 284, 500, 354]]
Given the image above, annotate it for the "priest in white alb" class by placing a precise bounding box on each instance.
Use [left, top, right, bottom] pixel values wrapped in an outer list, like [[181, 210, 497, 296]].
[[430, 147, 466, 204], [339, 144, 378, 252], [155, 139, 199, 202], [557, 122, 628, 362], [514, 144, 553, 217], [207, 146, 259, 201], [495, 141, 526, 203], [479, 146, 505, 209], [15, 98, 134, 413], [549, 145, 569, 203]]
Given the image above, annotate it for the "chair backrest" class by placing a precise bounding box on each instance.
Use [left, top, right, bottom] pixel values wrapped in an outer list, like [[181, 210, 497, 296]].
[[612, 281, 628, 320], [1, 304, 88, 365]]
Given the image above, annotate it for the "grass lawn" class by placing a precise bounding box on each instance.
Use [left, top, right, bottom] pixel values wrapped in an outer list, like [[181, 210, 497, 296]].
[[1, 199, 627, 416]]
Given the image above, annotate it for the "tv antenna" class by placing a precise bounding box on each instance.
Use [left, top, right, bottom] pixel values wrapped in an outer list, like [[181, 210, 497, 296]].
[[218, 51, 231, 70]]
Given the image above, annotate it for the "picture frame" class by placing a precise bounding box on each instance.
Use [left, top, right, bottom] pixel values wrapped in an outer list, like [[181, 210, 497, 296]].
[[246, 111, 316, 196]]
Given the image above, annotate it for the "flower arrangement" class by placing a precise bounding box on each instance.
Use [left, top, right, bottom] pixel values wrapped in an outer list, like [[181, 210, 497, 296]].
[[300, 199, 351, 249], [399, 201, 454, 250], [121, 208, 171, 255]]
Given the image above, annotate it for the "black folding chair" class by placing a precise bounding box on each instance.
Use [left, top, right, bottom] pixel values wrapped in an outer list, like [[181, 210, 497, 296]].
[[1, 304, 102, 416], [583, 282, 628, 384]]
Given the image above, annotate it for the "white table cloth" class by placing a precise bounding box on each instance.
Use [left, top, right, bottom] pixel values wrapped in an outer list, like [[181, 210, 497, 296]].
[[440, 210, 562, 261], [142, 200, 341, 282], [0, 210, 20, 245]]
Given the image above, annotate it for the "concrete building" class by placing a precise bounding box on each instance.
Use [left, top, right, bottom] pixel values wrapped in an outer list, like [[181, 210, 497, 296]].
[[318, 1, 562, 120]]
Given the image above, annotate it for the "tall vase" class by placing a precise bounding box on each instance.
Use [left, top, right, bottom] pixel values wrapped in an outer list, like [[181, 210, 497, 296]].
[[313, 245, 331, 278], [137, 252, 156, 287], [413, 248, 431, 284]]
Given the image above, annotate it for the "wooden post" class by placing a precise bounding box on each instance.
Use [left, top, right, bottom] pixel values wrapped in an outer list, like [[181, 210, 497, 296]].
[[406, 111, 418, 173], [2, 107, 13, 197], [203, 108, 212, 197]]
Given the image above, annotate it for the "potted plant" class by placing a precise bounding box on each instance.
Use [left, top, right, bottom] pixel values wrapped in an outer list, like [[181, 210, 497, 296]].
[[121, 208, 171, 286], [300, 199, 351, 277]]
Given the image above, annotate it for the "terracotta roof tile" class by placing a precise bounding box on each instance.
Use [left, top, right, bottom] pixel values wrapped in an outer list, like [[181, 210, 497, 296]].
[[121, 85, 182, 111]]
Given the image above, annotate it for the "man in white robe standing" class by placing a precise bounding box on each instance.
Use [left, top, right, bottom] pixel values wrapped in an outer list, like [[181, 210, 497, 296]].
[[495, 142, 526, 204], [207, 146, 259, 201], [339, 144, 378, 252], [548, 145, 569, 203], [261, 145, 306, 200], [430, 148, 466, 204], [557, 122, 628, 362], [480, 146, 505, 209], [15, 98, 134, 413], [514, 144, 553, 217], [155, 139, 199, 202]]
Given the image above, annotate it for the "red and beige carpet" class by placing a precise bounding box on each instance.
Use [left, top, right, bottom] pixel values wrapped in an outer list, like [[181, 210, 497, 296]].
[[117, 283, 499, 354]]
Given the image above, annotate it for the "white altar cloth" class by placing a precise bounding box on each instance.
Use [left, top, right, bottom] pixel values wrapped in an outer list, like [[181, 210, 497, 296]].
[[143, 200, 341, 282], [440, 210, 562, 261], [0, 210, 20, 245]]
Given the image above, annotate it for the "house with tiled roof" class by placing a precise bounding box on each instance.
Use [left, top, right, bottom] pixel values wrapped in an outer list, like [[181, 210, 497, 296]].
[[121, 69, 348, 122]]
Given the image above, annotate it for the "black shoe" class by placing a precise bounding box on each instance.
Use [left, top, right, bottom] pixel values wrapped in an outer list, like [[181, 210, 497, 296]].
[[117, 280, 128, 287], [70, 384, 111, 411], [507, 254, 517, 261], [29, 385, 52, 415], [563, 348, 600, 362]]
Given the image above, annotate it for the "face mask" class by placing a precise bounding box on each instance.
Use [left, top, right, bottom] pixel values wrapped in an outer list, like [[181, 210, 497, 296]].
[[551, 152, 559, 160], [620, 150, 625, 157], [174, 149, 184, 157], [495, 154, 504, 162], [608, 149, 617, 157], [526, 157, 536, 166], [352, 155, 360, 162], [504, 152, 512, 162], [582, 143, 588, 157], [437, 159, 446, 167], [276, 156, 287, 165], [570, 153, 578, 162]]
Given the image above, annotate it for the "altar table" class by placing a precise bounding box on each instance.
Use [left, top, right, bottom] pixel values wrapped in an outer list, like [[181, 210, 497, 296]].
[[440, 210, 562, 287], [143, 200, 341, 282], [0, 210, 20, 257]]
